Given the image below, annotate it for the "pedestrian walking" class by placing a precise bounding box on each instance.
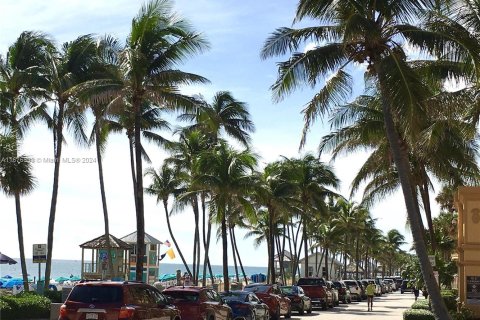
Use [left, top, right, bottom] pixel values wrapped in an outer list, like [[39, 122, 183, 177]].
[[413, 287, 420, 301], [422, 286, 428, 299], [366, 281, 376, 311]]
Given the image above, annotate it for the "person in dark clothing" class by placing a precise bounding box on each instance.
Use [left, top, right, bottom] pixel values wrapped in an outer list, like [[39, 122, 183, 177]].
[[413, 287, 420, 301], [422, 286, 428, 299]]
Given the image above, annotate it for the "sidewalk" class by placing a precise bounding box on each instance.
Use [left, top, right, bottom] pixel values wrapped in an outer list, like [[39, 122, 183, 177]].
[[301, 291, 416, 319]]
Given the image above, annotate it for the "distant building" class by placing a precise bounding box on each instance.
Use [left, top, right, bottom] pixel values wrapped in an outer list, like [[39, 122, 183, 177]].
[[274, 250, 293, 275], [120, 231, 163, 284], [298, 253, 342, 280]]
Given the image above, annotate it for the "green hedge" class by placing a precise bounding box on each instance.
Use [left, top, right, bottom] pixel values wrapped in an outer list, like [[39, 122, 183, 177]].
[[411, 300, 430, 310], [403, 309, 436, 320], [0, 292, 50, 320], [441, 290, 458, 311], [44, 290, 62, 303]]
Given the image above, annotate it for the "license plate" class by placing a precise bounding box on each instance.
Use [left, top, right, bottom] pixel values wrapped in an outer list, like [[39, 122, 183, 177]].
[[86, 313, 98, 320]]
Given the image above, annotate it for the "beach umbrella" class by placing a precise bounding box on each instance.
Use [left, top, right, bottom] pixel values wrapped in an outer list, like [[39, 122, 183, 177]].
[[2, 278, 24, 289], [55, 276, 70, 283], [0, 253, 17, 265], [2, 275, 13, 279], [159, 273, 176, 281], [69, 275, 81, 281]]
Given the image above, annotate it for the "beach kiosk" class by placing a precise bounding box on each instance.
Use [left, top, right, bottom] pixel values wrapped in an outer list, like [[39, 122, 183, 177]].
[[79, 234, 132, 281], [120, 231, 162, 284]]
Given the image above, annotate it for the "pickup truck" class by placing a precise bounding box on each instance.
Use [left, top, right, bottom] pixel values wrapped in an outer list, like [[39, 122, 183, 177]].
[[296, 278, 333, 310]]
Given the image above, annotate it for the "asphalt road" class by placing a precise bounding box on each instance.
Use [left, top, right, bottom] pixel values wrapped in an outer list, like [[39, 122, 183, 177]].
[[288, 290, 417, 319]]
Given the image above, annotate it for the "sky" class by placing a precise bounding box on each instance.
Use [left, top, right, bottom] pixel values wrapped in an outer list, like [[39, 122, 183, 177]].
[[0, 0, 434, 269]]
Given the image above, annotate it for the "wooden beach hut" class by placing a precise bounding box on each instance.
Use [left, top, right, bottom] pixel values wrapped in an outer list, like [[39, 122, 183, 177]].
[[80, 234, 132, 280], [120, 231, 163, 284]]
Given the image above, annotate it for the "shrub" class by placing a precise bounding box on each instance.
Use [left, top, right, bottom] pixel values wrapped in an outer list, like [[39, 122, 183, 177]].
[[450, 304, 475, 320], [0, 292, 50, 320], [441, 290, 458, 311], [403, 309, 436, 320], [44, 290, 62, 303], [411, 300, 430, 310]]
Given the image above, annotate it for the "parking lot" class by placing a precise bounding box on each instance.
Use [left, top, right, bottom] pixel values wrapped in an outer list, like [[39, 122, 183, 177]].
[[289, 291, 416, 319]]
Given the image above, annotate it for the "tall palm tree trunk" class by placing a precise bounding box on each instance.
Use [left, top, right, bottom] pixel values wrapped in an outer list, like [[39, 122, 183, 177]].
[[192, 198, 200, 284], [355, 238, 360, 279], [303, 219, 308, 277], [324, 247, 329, 280], [95, 125, 114, 279], [229, 227, 240, 282], [162, 200, 191, 275], [128, 136, 137, 202], [377, 69, 450, 320], [221, 212, 229, 292], [134, 109, 145, 281], [420, 179, 436, 252], [232, 227, 248, 285], [343, 235, 348, 279], [15, 193, 29, 291], [45, 103, 65, 290], [267, 205, 276, 283]]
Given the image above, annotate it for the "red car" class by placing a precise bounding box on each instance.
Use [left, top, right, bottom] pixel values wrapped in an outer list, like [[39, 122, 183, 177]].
[[163, 286, 233, 320], [243, 283, 291, 320], [59, 280, 180, 320]]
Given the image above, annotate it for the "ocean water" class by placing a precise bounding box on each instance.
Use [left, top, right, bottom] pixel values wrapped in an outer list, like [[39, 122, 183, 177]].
[[0, 258, 267, 281]]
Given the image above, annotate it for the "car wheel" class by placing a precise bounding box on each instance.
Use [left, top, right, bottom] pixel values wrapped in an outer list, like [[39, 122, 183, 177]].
[[322, 301, 327, 310], [307, 304, 312, 314], [285, 306, 291, 319], [357, 295, 362, 302], [299, 301, 305, 315]]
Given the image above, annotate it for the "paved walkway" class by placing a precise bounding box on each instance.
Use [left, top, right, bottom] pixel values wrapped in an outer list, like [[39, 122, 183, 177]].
[[296, 291, 417, 319]]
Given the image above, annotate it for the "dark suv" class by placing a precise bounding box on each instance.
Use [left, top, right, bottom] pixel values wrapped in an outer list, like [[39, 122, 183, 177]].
[[59, 281, 180, 320]]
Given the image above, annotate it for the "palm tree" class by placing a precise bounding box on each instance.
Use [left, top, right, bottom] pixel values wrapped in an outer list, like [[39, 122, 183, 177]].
[[195, 141, 257, 291], [75, 0, 209, 280], [0, 134, 35, 289], [145, 164, 192, 275], [385, 229, 406, 276], [178, 90, 255, 285], [41, 35, 100, 289], [261, 1, 451, 317], [0, 31, 51, 291], [281, 154, 339, 277]]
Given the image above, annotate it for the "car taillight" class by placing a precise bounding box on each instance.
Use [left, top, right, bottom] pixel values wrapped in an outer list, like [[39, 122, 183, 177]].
[[119, 306, 135, 319], [59, 304, 67, 318]]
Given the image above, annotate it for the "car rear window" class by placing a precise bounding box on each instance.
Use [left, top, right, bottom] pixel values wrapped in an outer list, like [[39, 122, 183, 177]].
[[297, 278, 326, 286], [165, 291, 199, 302], [332, 282, 342, 289], [68, 285, 123, 303], [244, 285, 270, 293], [221, 294, 246, 302]]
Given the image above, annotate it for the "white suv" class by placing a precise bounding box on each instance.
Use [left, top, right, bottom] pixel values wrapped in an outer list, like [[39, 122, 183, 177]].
[[343, 280, 363, 301]]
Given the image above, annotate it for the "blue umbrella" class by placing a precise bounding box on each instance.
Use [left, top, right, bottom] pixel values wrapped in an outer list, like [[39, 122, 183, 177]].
[[159, 273, 176, 281], [2, 278, 24, 289]]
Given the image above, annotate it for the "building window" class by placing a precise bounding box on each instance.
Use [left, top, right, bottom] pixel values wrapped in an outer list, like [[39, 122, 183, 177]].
[[308, 266, 313, 277], [150, 244, 156, 251]]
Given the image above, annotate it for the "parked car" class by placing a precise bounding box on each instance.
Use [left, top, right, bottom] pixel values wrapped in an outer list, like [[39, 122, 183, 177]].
[[401, 280, 415, 294], [332, 281, 351, 304], [383, 278, 396, 291], [326, 281, 339, 306], [342, 280, 363, 301], [163, 286, 233, 320], [296, 277, 333, 310], [59, 280, 181, 320], [243, 283, 291, 320], [280, 285, 312, 315], [220, 291, 269, 320]]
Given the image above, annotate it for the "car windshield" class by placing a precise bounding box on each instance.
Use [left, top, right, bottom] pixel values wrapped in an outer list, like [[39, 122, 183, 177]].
[[332, 282, 342, 289], [244, 285, 270, 293], [297, 278, 326, 286], [165, 291, 199, 302], [344, 281, 357, 287], [281, 287, 295, 294], [68, 285, 123, 303]]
